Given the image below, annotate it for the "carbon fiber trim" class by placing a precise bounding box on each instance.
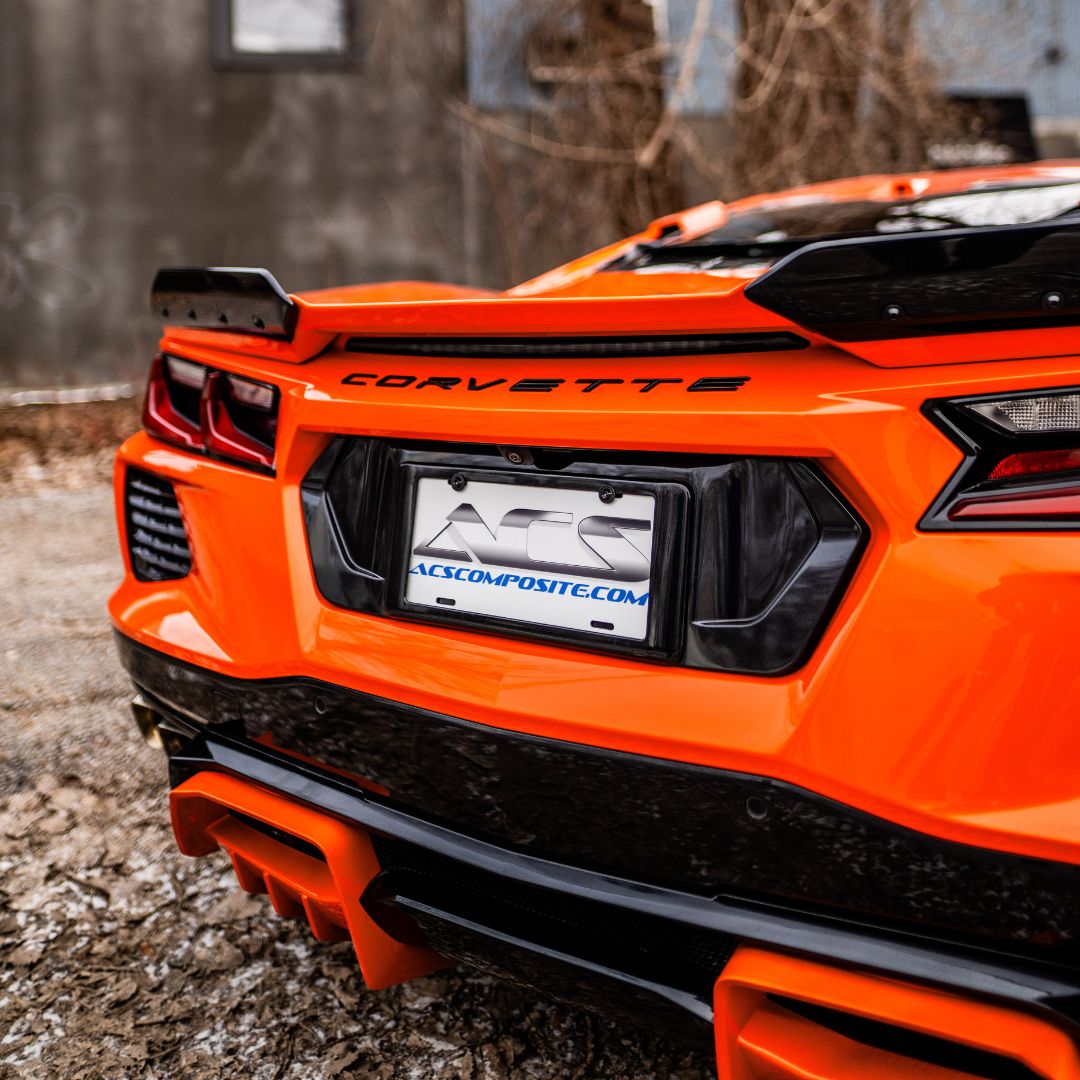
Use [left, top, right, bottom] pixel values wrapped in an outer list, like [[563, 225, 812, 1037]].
[[151, 266, 296, 339], [745, 220, 1080, 342]]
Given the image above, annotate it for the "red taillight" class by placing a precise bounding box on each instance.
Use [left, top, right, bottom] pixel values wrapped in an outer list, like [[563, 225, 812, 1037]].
[[950, 486, 1080, 520], [923, 386, 1080, 530], [143, 354, 204, 450], [987, 448, 1080, 480], [201, 372, 277, 470], [142, 354, 278, 472]]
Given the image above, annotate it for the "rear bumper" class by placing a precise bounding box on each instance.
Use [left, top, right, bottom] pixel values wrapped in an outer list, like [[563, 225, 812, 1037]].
[[120, 634, 1080, 1076]]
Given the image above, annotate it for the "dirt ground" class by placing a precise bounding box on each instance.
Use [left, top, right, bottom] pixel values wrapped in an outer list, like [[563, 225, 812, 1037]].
[[0, 404, 712, 1079]]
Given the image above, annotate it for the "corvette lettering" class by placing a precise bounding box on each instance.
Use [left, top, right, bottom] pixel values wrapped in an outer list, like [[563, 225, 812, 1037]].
[[341, 373, 749, 393]]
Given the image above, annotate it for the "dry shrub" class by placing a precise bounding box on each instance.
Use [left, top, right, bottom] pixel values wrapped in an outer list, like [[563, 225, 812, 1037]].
[[523, 0, 684, 237], [0, 398, 141, 483], [455, 0, 959, 280], [730, 0, 947, 195]]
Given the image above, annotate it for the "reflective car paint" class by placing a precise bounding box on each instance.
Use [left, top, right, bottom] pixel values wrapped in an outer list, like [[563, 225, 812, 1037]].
[[111, 161, 1080, 1074], [112, 337, 1080, 867]]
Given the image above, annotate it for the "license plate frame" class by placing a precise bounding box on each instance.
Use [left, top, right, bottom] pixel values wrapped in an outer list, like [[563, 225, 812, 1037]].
[[389, 465, 687, 660]]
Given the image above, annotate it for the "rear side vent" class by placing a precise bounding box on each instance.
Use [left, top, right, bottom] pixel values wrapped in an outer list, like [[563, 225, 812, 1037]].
[[769, 995, 1044, 1080], [125, 467, 192, 581]]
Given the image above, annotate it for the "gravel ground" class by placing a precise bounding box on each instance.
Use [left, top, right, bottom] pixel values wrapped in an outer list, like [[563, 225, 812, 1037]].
[[0, 426, 713, 1078]]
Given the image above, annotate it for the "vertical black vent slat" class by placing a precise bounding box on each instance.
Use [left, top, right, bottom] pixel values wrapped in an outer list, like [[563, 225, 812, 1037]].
[[124, 467, 192, 581], [366, 835, 735, 1003]]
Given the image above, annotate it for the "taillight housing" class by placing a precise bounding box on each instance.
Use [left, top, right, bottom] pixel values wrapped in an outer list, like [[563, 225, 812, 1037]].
[[142, 353, 278, 472], [922, 387, 1080, 529], [144, 354, 205, 449]]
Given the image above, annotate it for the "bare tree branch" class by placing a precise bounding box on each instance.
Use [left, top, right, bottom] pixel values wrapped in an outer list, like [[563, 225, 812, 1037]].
[[444, 96, 637, 164], [637, 0, 711, 169]]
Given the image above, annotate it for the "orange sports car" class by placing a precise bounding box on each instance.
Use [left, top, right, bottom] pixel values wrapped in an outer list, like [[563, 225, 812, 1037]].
[[111, 162, 1080, 1078]]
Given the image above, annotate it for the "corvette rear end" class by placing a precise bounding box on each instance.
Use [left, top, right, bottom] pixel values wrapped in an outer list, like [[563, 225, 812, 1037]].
[[111, 163, 1080, 1077]]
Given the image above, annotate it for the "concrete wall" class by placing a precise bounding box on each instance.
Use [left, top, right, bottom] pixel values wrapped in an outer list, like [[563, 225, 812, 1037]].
[[0, 0, 476, 387], [10, 0, 1080, 388]]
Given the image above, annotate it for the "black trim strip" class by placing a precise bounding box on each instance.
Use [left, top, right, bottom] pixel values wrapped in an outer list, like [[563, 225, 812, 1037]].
[[397, 898, 715, 1031], [162, 723, 1080, 1037], [343, 332, 809, 358], [367, 830, 733, 1015]]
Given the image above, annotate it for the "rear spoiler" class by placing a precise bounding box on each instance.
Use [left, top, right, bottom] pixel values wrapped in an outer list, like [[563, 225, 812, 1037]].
[[153, 220, 1080, 368], [151, 267, 807, 363], [151, 267, 297, 340], [745, 219, 1080, 365]]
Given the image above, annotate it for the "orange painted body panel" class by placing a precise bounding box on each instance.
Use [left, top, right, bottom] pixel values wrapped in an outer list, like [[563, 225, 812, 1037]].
[[715, 948, 1080, 1079], [113, 335, 1080, 867]]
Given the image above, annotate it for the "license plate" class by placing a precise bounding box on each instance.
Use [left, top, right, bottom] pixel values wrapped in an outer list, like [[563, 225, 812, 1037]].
[[404, 476, 657, 640]]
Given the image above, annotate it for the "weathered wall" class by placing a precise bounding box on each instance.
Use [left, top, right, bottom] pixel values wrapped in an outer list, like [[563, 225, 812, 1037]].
[[0, 0, 478, 387]]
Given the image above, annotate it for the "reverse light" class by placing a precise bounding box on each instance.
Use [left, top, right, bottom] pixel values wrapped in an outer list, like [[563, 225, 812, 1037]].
[[227, 374, 274, 411], [969, 393, 1080, 434], [142, 353, 279, 472], [922, 387, 1080, 529], [166, 356, 208, 390]]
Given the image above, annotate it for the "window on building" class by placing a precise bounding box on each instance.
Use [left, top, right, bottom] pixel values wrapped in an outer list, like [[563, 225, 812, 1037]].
[[213, 0, 355, 70]]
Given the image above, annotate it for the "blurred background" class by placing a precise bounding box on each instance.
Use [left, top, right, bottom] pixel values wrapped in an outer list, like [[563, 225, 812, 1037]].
[[3, 5, 1080, 1075], [2, 0, 1078, 393]]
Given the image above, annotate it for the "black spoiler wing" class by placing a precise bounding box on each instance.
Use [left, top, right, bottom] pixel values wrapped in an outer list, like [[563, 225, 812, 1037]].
[[151, 267, 296, 340], [744, 219, 1080, 363]]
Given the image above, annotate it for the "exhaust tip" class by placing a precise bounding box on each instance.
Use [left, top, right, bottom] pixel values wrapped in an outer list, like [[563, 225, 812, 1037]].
[[131, 694, 165, 751]]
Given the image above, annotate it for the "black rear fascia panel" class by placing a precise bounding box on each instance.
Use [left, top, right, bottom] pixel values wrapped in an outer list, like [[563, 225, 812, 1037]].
[[301, 438, 867, 674], [684, 461, 866, 674], [119, 633, 1080, 976], [921, 385, 1080, 531], [745, 220, 1080, 342]]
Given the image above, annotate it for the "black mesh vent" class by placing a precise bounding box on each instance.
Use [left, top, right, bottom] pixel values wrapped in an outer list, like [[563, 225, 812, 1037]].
[[366, 834, 735, 1003], [125, 467, 192, 581]]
